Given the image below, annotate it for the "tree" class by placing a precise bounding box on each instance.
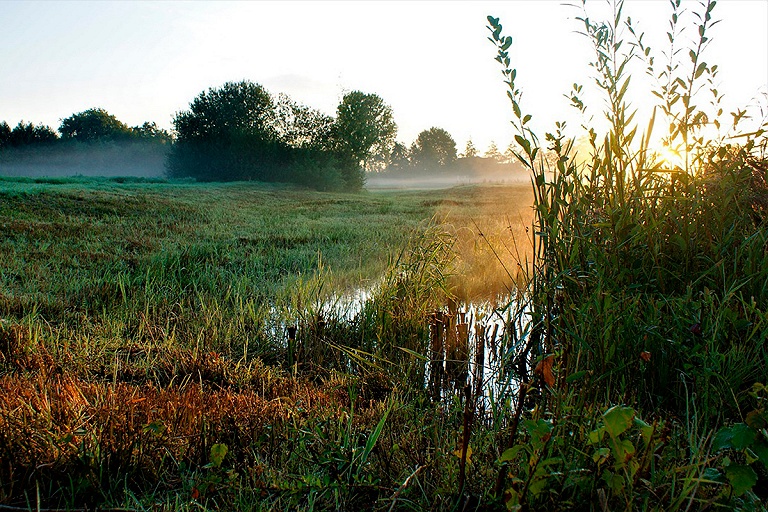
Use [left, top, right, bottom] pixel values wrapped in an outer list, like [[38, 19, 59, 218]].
[[131, 122, 172, 142], [5, 121, 58, 147], [0, 122, 11, 149], [504, 142, 517, 164], [272, 93, 334, 150], [387, 142, 411, 173], [410, 127, 457, 170], [59, 108, 131, 142], [484, 141, 503, 163], [462, 138, 478, 158], [167, 80, 285, 181], [333, 91, 397, 177]]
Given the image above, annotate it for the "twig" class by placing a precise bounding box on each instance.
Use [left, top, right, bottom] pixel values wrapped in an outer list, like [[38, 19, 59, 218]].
[[388, 464, 427, 512]]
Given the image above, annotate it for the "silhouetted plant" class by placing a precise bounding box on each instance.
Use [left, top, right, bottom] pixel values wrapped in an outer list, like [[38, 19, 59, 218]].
[[488, 0, 767, 508]]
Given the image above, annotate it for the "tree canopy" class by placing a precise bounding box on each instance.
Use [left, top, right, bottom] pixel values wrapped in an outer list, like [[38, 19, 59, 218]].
[[167, 80, 286, 182], [0, 121, 58, 149], [410, 127, 457, 169], [273, 93, 334, 150], [166, 81, 395, 191], [59, 108, 132, 142], [333, 91, 397, 173]]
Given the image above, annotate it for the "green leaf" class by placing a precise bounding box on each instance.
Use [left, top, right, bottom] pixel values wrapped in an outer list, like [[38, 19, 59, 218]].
[[714, 423, 756, 451], [730, 423, 757, 450], [523, 419, 553, 449], [603, 406, 635, 437], [504, 487, 520, 510], [528, 468, 550, 496], [633, 417, 654, 447], [713, 426, 733, 451], [724, 464, 757, 496], [602, 469, 624, 493], [566, 370, 588, 383], [609, 438, 636, 468], [398, 347, 428, 361], [745, 409, 767, 429], [751, 439, 768, 466], [500, 445, 525, 462], [514, 135, 530, 156], [695, 62, 707, 79], [589, 427, 605, 445], [593, 447, 610, 463], [210, 443, 228, 468], [361, 402, 391, 466], [143, 420, 166, 436], [701, 467, 725, 483]]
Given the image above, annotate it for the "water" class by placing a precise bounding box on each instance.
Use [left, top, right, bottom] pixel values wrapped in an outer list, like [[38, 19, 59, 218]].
[[264, 283, 532, 413]]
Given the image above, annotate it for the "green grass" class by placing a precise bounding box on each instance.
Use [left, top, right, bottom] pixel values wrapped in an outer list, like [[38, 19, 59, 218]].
[[0, 177, 537, 510]]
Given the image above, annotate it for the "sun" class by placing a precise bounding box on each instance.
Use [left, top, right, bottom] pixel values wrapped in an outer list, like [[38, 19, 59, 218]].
[[653, 143, 685, 171]]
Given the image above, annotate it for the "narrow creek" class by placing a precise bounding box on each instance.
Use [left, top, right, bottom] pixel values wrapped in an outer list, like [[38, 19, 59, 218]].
[[269, 285, 532, 414]]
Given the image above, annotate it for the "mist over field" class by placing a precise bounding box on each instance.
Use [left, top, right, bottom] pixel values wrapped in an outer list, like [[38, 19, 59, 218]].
[[367, 157, 529, 189], [0, 141, 168, 178]]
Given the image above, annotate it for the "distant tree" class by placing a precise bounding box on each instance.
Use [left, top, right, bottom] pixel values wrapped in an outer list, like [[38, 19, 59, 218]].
[[504, 142, 517, 164], [8, 121, 58, 147], [387, 141, 411, 173], [462, 138, 478, 158], [131, 121, 172, 142], [484, 141, 503, 163], [59, 108, 132, 142], [333, 91, 397, 183], [273, 93, 334, 150], [0, 122, 11, 149], [410, 127, 457, 169], [167, 80, 285, 181]]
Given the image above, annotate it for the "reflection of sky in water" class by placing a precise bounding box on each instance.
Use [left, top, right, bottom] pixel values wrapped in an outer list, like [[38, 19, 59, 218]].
[[265, 282, 532, 414]]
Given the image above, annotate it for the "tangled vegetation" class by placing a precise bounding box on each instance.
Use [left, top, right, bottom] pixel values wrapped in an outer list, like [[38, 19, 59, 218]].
[[486, 0, 767, 508]]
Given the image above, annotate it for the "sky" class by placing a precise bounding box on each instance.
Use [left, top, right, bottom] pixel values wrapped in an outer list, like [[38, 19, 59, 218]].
[[1, 0, 767, 153]]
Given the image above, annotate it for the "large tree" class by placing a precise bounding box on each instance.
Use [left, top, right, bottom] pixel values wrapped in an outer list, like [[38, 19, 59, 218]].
[[167, 80, 285, 181], [410, 127, 457, 170], [59, 108, 131, 142], [333, 91, 397, 177]]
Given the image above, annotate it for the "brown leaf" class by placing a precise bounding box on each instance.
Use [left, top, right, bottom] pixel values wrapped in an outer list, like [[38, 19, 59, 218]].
[[534, 355, 555, 387], [640, 351, 651, 362]]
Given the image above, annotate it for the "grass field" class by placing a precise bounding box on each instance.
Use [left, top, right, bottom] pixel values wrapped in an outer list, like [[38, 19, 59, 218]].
[[0, 176, 535, 510]]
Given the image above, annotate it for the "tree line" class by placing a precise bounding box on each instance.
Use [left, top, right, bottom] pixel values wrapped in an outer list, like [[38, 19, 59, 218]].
[[0, 109, 171, 148], [2, 80, 521, 190], [165, 81, 397, 191]]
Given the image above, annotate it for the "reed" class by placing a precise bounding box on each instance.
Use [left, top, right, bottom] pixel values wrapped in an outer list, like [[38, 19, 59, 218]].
[[487, 0, 767, 508]]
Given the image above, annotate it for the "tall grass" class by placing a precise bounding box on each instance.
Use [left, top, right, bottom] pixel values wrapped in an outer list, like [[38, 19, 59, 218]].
[[488, 0, 767, 508]]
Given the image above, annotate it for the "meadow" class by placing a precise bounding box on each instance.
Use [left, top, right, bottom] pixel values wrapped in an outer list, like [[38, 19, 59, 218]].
[[2, 1, 768, 509], [0, 176, 538, 510]]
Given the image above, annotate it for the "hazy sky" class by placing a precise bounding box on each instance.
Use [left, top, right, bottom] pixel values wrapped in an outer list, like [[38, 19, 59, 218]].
[[1, 1, 766, 152]]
